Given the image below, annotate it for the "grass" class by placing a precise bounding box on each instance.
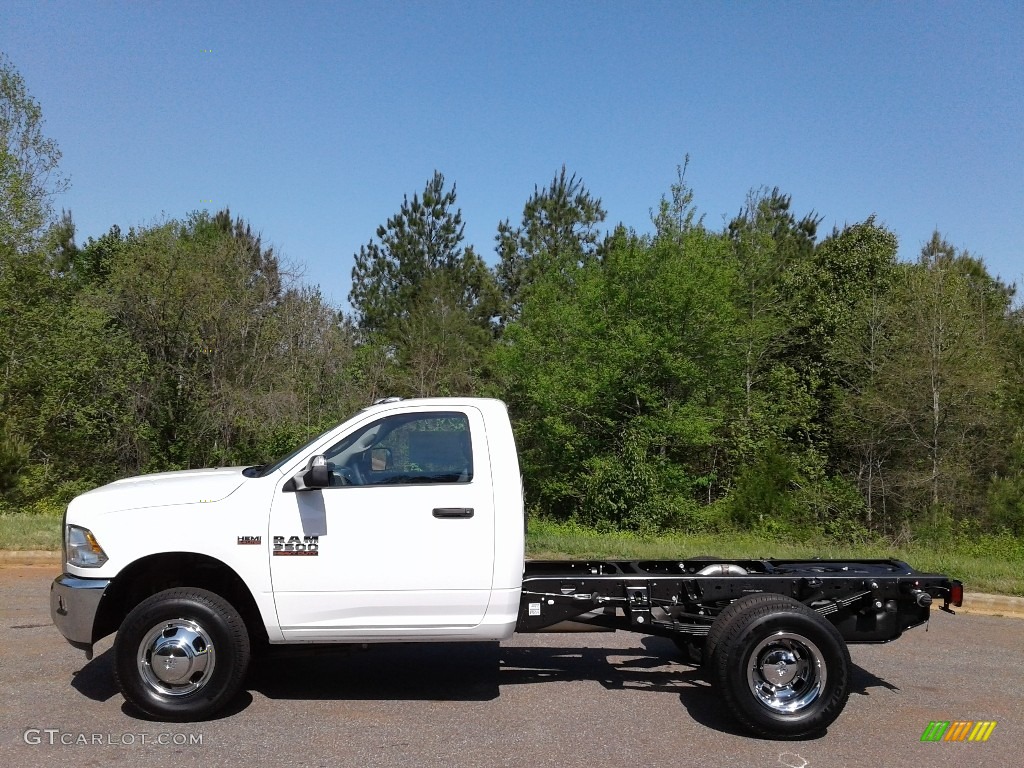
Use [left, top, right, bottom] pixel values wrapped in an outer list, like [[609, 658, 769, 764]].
[[526, 519, 1024, 597], [4, 512, 1021, 597], [0, 513, 62, 551]]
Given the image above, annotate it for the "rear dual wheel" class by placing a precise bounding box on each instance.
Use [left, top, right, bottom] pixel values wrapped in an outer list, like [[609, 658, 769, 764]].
[[706, 594, 850, 739]]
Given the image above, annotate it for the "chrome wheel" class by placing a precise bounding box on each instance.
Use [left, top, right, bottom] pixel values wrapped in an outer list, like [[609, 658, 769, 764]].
[[711, 595, 850, 737], [746, 631, 826, 714], [137, 618, 216, 697], [115, 588, 250, 720]]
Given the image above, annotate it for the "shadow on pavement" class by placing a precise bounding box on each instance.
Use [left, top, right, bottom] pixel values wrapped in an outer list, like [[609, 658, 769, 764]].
[[247, 636, 770, 738], [76, 633, 900, 738], [70, 647, 119, 702], [248, 640, 503, 702], [849, 663, 901, 696]]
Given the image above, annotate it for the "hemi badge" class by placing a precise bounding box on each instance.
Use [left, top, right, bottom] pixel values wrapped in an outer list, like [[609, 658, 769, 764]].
[[237, 536, 262, 545]]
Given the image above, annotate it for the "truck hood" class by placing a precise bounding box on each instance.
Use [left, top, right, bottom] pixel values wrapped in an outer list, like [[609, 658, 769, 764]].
[[68, 467, 249, 517]]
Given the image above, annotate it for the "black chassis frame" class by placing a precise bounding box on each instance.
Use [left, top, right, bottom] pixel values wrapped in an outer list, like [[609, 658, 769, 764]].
[[516, 558, 961, 644]]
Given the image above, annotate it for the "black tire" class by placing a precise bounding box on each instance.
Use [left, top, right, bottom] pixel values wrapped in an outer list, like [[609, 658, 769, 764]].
[[710, 594, 850, 739], [113, 587, 251, 721], [703, 592, 773, 673]]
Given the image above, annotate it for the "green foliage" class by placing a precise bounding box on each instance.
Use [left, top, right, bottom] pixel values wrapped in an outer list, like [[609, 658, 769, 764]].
[[889, 239, 1005, 520], [89, 210, 363, 471], [392, 270, 494, 396], [348, 172, 499, 397], [728, 447, 800, 529], [804, 216, 899, 351], [721, 189, 823, 458], [651, 156, 705, 240], [0, 197, 364, 511], [0, 239, 130, 500], [496, 166, 606, 325], [0, 62, 1019, 551], [818, 220, 901, 528], [350, 170, 464, 334], [2, 463, 94, 516], [350, 171, 497, 336], [0, 417, 29, 493], [985, 428, 1024, 535], [496, 226, 735, 532], [0, 52, 69, 250], [985, 319, 1024, 535]]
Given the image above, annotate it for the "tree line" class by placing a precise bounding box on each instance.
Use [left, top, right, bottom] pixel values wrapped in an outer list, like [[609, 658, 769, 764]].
[[2, 53, 1022, 540]]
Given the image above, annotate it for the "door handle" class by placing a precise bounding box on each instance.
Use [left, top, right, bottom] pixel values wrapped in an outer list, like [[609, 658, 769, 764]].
[[432, 507, 474, 519]]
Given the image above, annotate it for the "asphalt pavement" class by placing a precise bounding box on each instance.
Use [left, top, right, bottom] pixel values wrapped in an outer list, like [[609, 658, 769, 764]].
[[2, 564, 1022, 768]]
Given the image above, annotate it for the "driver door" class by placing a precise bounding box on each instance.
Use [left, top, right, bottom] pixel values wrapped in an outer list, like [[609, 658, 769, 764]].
[[268, 406, 495, 639]]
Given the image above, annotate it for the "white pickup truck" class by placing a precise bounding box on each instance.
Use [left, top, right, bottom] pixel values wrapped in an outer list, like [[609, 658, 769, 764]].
[[51, 397, 961, 738]]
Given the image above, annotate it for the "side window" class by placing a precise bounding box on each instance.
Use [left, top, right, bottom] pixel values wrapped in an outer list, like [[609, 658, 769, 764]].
[[323, 412, 473, 486]]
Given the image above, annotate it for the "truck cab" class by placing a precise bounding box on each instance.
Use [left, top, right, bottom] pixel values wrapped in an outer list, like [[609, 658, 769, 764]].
[[53, 397, 525, 646]]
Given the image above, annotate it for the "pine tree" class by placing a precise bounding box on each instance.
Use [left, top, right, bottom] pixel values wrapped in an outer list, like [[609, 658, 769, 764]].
[[496, 166, 605, 324]]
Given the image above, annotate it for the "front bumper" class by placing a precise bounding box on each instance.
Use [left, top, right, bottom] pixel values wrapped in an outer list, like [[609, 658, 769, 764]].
[[50, 574, 111, 658]]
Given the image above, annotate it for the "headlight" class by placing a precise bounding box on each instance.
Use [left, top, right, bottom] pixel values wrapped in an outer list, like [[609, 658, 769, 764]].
[[66, 525, 108, 568]]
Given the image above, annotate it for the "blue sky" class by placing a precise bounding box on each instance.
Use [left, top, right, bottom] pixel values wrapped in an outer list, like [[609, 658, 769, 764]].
[[4, 1, 1022, 308]]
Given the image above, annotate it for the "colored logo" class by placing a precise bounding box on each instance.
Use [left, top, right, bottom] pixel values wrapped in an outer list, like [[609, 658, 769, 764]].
[[921, 721, 996, 742]]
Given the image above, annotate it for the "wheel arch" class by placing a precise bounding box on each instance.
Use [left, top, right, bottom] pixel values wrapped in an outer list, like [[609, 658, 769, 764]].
[[94, 552, 268, 648]]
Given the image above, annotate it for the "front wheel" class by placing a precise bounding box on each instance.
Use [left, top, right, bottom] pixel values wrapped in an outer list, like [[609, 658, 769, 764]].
[[711, 595, 850, 739], [113, 588, 250, 720]]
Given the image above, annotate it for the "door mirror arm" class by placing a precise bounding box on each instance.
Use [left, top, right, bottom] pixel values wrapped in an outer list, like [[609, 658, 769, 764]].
[[289, 455, 329, 492]]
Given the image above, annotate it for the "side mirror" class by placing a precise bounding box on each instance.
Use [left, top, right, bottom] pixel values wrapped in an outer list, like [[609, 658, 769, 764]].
[[291, 455, 329, 491], [370, 447, 392, 472]]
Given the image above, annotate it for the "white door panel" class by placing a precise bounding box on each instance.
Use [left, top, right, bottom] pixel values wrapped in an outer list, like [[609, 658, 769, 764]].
[[269, 407, 495, 633]]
